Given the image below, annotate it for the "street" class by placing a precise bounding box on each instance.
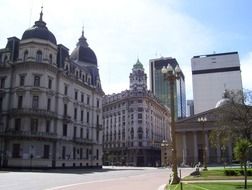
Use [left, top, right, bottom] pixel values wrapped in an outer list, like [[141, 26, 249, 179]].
[[0, 167, 193, 190]]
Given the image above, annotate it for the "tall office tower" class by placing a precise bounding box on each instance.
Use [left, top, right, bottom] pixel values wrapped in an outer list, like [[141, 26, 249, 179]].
[[149, 57, 186, 119], [103, 60, 170, 166], [191, 52, 243, 114], [0, 10, 104, 168]]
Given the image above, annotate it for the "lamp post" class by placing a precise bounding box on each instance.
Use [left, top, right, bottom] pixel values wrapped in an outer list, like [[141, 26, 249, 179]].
[[161, 64, 181, 184], [197, 116, 208, 171], [161, 140, 170, 167]]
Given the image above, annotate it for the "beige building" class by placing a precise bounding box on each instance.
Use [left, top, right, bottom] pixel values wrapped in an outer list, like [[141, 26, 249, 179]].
[[102, 60, 171, 166], [175, 108, 233, 167], [0, 10, 104, 168]]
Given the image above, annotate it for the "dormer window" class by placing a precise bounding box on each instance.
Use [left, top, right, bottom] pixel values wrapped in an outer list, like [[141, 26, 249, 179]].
[[36, 50, 42, 63], [3, 56, 8, 64], [23, 51, 28, 62]]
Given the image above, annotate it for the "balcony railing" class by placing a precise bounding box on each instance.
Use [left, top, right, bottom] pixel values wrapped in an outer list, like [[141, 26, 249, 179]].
[[0, 130, 58, 140], [72, 137, 93, 144], [96, 124, 103, 131], [10, 108, 57, 118], [63, 115, 72, 123]]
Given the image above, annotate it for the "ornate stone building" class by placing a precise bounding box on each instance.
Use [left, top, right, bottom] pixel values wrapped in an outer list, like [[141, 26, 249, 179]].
[[102, 60, 170, 166], [0, 10, 104, 168]]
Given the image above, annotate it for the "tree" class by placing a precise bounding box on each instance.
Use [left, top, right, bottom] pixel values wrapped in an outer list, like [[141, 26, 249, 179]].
[[210, 90, 252, 164], [212, 90, 252, 140], [234, 139, 252, 189]]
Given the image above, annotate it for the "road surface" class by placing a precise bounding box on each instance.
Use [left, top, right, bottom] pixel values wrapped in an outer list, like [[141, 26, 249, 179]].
[[0, 166, 193, 190]]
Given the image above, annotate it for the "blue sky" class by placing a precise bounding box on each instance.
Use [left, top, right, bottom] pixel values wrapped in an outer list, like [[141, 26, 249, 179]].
[[0, 0, 251, 99]]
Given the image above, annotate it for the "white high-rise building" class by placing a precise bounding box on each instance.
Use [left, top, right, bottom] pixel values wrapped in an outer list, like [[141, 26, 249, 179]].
[[191, 52, 243, 114]]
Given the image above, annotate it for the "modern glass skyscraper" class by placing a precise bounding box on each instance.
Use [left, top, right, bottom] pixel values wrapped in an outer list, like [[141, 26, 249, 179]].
[[149, 57, 186, 119]]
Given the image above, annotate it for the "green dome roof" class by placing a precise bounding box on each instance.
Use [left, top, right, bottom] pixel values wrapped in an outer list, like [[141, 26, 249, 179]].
[[133, 59, 143, 69]]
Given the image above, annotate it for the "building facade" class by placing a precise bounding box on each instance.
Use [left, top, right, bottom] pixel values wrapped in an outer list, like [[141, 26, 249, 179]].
[[0, 11, 104, 168], [102, 60, 170, 166], [191, 52, 243, 114], [149, 57, 186, 119]]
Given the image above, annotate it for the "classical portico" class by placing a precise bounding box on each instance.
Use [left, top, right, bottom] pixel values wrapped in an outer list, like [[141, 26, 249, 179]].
[[175, 109, 233, 167]]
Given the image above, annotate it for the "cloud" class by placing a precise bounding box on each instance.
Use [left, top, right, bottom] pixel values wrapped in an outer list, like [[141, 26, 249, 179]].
[[0, 0, 217, 99], [240, 52, 252, 91]]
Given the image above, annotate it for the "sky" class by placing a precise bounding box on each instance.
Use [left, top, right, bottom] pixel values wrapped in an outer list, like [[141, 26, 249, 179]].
[[0, 0, 251, 100]]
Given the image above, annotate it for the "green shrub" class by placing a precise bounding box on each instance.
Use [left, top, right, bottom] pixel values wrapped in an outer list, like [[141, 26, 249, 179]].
[[224, 169, 238, 176], [239, 170, 252, 176]]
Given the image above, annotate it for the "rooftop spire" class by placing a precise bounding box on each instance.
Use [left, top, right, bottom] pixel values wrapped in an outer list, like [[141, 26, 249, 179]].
[[77, 27, 88, 47], [82, 25, 84, 37], [39, 6, 43, 21]]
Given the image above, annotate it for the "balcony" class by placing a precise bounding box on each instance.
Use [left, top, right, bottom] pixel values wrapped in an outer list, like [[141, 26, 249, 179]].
[[72, 137, 93, 145], [96, 124, 103, 131], [0, 130, 58, 141], [10, 108, 57, 118], [63, 115, 72, 123]]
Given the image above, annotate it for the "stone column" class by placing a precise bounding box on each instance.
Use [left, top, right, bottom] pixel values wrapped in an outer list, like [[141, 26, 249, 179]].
[[182, 132, 187, 165], [193, 131, 198, 164], [205, 131, 209, 163], [216, 138, 221, 163]]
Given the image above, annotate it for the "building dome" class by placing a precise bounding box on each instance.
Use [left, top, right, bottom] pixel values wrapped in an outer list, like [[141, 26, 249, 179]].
[[21, 10, 57, 45], [133, 59, 144, 69], [70, 30, 97, 65], [215, 89, 230, 108]]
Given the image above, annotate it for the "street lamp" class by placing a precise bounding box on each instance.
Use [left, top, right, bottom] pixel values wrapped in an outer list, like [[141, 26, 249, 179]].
[[161, 64, 181, 184], [197, 116, 208, 171], [161, 140, 170, 167]]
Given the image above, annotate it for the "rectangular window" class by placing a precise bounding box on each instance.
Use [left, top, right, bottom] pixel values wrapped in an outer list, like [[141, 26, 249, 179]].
[[96, 115, 99, 125], [31, 118, 38, 133], [64, 104, 67, 116], [80, 148, 83, 159], [12, 144, 20, 158], [63, 124, 67, 136], [48, 78, 52, 89], [87, 95, 90, 105], [64, 85, 68, 95], [80, 128, 83, 138], [0, 97, 2, 112], [86, 149, 89, 159], [96, 149, 99, 160], [81, 94, 84, 102], [47, 98, 51, 111], [15, 118, 21, 131], [20, 75, 25, 86], [32, 96, 39, 109], [87, 112, 89, 123], [74, 108, 77, 120], [87, 129, 89, 139], [75, 91, 78, 100], [62, 146, 66, 159], [81, 110, 83, 122], [43, 145, 50, 159], [74, 126, 77, 138], [96, 99, 99, 108], [34, 76, 40, 87], [73, 147, 76, 160], [18, 96, 23, 109], [0, 78, 5, 88], [46, 120, 50, 133]]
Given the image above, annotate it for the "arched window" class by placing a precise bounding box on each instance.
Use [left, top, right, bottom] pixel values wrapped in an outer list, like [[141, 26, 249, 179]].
[[23, 51, 28, 62], [49, 54, 53, 64], [36, 50, 42, 63]]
